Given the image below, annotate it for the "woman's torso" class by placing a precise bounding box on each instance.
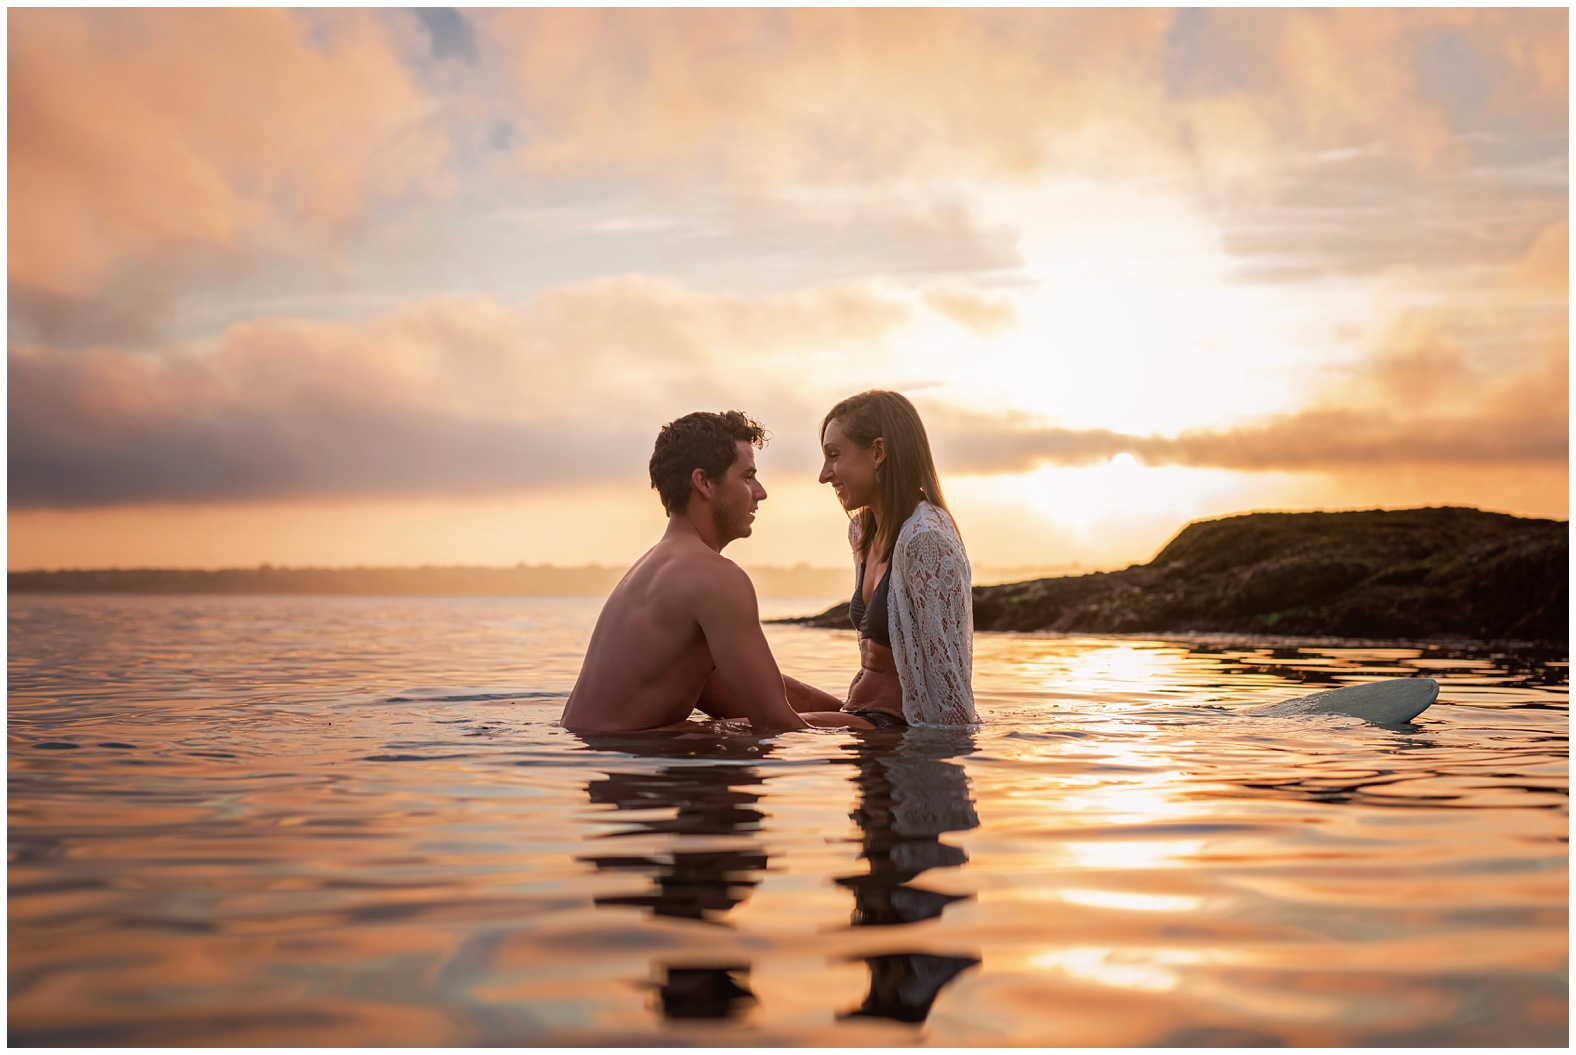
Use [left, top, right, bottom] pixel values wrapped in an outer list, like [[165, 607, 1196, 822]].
[[845, 554, 904, 718]]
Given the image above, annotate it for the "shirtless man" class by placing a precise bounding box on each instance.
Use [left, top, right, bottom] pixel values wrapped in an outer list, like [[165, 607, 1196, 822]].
[[560, 410, 872, 734]]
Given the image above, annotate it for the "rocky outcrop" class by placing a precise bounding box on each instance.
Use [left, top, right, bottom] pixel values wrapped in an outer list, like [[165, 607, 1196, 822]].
[[787, 507, 1568, 643]]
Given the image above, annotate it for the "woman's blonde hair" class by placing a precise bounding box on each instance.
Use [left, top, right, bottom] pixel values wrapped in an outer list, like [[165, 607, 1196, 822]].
[[820, 390, 953, 563]]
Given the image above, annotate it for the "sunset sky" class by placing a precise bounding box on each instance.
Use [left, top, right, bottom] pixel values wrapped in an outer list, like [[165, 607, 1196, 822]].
[[8, 8, 1568, 575]]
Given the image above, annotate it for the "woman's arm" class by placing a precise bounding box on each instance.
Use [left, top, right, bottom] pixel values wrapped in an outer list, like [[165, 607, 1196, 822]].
[[893, 519, 977, 725]]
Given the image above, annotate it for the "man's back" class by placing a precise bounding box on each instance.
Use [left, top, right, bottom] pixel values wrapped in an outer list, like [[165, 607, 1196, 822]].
[[560, 534, 724, 732], [561, 414, 810, 734]]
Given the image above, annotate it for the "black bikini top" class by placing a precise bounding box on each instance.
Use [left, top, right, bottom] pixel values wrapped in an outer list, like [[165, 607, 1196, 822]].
[[848, 560, 893, 649]]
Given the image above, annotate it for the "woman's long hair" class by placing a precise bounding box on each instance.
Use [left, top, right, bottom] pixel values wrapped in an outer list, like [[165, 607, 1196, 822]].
[[820, 390, 955, 564]]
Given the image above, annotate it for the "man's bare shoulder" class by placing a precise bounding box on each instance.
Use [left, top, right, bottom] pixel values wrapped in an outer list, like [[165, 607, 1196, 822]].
[[652, 534, 748, 578], [627, 535, 753, 608]]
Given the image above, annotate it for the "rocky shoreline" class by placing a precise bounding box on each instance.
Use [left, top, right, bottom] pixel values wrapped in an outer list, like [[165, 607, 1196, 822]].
[[781, 506, 1568, 645]]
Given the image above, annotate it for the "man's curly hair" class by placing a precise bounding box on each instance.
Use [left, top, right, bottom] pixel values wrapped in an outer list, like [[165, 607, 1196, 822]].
[[649, 410, 768, 515]]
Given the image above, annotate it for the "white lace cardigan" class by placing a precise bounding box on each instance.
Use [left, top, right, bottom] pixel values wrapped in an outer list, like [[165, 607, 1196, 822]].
[[848, 500, 978, 726]]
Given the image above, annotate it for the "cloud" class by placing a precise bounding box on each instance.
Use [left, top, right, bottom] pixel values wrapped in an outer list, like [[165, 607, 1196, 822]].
[[10, 277, 992, 508], [471, 9, 1567, 293], [10, 7, 1562, 349], [1167, 10, 1566, 282], [1211, 143, 1565, 284], [934, 397, 1565, 477], [922, 286, 1018, 335], [414, 8, 479, 66], [485, 8, 1173, 184], [481, 9, 1564, 182], [8, 9, 448, 341], [930, 219, 1568, 476], [12, 211, 1561, 511]]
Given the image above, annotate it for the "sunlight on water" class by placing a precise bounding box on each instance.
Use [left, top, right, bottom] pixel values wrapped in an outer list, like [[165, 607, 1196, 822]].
[[8, 595, 1568, 1045]]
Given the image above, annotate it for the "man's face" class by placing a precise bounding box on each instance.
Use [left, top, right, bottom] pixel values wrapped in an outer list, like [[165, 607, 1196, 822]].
[[712, 441, 768, 545]]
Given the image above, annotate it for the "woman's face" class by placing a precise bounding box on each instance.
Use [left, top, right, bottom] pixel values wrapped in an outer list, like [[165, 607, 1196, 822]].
[[819, 417, 884, 513]]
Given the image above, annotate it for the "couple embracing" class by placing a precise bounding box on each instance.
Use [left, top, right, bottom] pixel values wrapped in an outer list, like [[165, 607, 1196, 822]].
[[560, 390, 977, 734]]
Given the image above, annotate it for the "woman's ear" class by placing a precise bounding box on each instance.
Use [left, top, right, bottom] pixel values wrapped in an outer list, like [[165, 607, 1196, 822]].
[[870, 436, 886, 470]]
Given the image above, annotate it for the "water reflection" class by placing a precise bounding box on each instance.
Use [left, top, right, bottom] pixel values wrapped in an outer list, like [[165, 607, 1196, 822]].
[[573, 734, 775, 1020], [655, 964, 756, 1019], [836, 730, 982, 1024], [580, 764, 768, 923], [5, 596, 1567, 1046], [569, 730, 986, 1026]]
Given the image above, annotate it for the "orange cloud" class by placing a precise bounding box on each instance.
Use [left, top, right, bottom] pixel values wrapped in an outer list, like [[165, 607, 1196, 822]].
[[922, 285, 1018, 335], [486, 9, 1171, 184], [10, 277, 975, 508], [482, 9, 1565, 185], [1510, 219, 1570, 291], [8, 9, 446, 327]]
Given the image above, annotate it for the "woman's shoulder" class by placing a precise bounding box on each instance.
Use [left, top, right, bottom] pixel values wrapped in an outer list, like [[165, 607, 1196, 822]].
[[899, 500, 957, 539], [896, 501, 965, 558]]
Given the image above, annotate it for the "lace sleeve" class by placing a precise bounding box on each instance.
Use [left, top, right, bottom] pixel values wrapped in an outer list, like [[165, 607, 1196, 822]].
[[889, 506, 977, 726]]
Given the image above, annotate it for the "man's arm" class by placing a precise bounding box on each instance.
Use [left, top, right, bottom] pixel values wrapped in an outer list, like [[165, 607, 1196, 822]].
[[785, 675, 843, 712], [699, 672, 842, 718], [692, 564, 806, 732], [695, 670, 746, 719], [702, 674, 844, 715]]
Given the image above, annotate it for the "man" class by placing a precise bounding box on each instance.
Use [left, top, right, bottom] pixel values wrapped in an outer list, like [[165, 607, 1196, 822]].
[[560, 410, 867, 733]]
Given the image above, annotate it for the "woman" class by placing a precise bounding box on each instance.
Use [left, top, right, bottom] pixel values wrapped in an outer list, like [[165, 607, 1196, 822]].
[[818, 390, 976, 728]]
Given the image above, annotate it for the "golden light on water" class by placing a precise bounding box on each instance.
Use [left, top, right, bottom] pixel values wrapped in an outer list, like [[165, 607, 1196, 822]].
[[1057, 889, 1206, 913], [1026, 946, 1211, 993], [10, 599, 1569, 1044]]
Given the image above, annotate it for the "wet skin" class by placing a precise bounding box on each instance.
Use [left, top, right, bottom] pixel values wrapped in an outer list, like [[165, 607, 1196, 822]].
[[562, 441, 869, 734]]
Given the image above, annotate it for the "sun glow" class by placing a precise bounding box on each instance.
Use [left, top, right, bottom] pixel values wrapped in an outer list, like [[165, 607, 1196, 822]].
[[947, 181, 1368, 437], [946, 462, 1313, 569]]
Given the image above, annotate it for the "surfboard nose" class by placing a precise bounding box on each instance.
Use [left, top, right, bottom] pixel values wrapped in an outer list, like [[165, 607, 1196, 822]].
[[1255, 677, 1438, 724]]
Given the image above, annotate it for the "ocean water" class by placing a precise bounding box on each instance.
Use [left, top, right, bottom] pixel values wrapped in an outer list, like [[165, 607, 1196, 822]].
[[8, 594, 1568, 1046]]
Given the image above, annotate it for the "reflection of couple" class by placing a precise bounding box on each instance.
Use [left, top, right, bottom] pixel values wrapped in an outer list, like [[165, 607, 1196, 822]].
[[560, 390, 976, 734], [576, 731, 980, 1023]]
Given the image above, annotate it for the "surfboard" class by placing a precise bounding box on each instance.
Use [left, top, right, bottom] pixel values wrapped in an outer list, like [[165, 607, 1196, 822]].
[[1250, 677, 1438, 724]]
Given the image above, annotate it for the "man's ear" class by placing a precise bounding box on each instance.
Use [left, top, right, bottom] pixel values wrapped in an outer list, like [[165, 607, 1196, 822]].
[[690, 466, 713, 502]]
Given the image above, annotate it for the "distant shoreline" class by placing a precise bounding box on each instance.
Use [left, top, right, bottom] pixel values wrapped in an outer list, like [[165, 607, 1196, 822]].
[[16, 507, 1565, 646], [6, 562, 1082, 600]]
